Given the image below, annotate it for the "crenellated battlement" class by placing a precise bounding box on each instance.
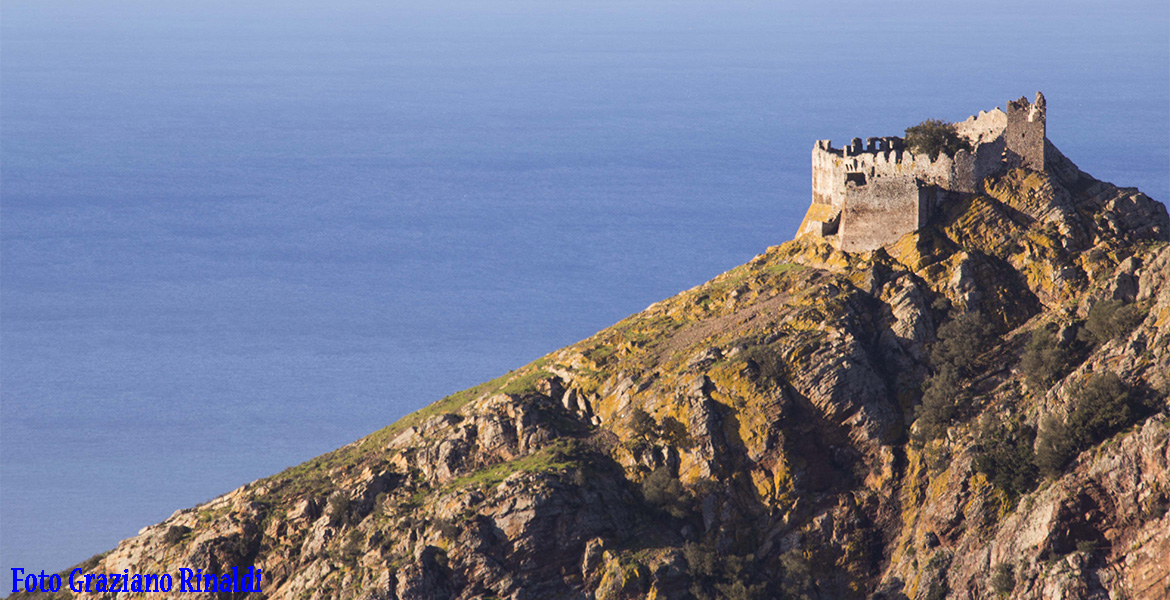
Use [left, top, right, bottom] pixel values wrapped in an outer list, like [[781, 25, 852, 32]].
[[797, 92, 1048, 252], [815, 136, 906, 156], [812, 138, 956, 172]]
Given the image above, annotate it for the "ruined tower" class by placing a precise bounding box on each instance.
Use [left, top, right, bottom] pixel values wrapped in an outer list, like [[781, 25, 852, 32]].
[[1004, 92, 1046, 171]]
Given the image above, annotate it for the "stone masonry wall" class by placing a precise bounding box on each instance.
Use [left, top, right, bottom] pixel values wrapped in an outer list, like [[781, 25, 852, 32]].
[[1005, 92, 1046, 170], [811, 140, 968, 207], [838, 175, 930, 253], [953, 108, 1008, 145], [954, 109, 1009, 187], [800, 92, 1048, 251]]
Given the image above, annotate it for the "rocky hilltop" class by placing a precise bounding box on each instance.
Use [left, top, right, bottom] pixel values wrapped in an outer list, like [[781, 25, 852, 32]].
[[18, 142, 1170, 600]]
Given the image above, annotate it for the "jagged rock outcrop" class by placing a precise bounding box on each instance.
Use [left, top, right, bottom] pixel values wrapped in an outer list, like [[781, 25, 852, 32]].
[[17, 150, 1169, 600]]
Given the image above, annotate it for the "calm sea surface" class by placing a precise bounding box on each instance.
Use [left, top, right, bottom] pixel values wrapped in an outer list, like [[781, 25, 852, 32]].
[[2, 0, 1166, 572]]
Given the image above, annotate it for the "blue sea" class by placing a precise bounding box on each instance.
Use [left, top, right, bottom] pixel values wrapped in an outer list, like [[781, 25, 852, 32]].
[[2, 0, 1166, 574]]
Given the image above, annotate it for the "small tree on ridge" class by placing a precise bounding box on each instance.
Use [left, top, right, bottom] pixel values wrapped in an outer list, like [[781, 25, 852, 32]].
[[904, 119, 972, 160]]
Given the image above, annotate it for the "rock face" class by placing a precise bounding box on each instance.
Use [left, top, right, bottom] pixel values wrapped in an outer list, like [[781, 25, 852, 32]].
[[16, 153, 1170, 599]]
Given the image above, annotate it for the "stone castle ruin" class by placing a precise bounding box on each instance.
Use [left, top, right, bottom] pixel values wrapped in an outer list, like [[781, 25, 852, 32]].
[[797, 92, 1047, 252]]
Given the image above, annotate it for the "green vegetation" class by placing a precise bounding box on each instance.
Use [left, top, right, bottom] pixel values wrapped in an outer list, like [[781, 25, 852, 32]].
[[39, 155, 1168, 600], [625, 408, 693, 450], [973, 417, 1037, 497], [714, 581, 768, 600], [1078, 299, 1145, 347], [740, 344, 786, 385], [629, 408, 656, 441], [445, 439, 590, 491], [261, 362, 558, 499], [991, 562, 1015, 596], [640, 467, 693, 519], [1036, 372, 1147, 476], [432, 518, 460, 540], [598, 554, 649, 598], [904, 119, 972, 160], [499, 368, 553, 396], [683, 542, 767, 600], [326, 491, 351, 526], [385, 377, 503, 437], [761, 262, 800, 277], [1020, 325, 1073, 390], [1034, 414, 1071, 478], [922, 552, 951, 600], [1065, 372, 1142, 445], [581, 313, 681, 371], [931, 310, 994, 371], [916, 366, 966, 441], [925, 580, 949, 600], [916, 311, 993, 441], [777, 549, 817, 600], [341, 529, 365, 561], [657, 416, 693, 448]]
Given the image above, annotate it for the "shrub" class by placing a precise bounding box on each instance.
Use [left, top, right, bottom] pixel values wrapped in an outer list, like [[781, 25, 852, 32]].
[[904, 119, 972, 160], [925, 581, 949, 600], [1035, 414, 1075, 477], [1079, 299, 1144, 346], [714, 580, 767, 600], [1020, 325, 1072, 390], [371, 491, 389, 517], [931, 311, 993, 375], [1036, 372, 1146, 477], [342, 529, 365, 559], [915, 311, 993, 441], [641, 467, 692, 519], [915, 365, 967, 442], [991, 562, 1015, 596], [779, 550, 816, 600], [628, 408, 656, 441], [1065, 372, 1138, 447], [741, 345, 785, 384], [683, 542, 719, 580], [923, 552, 951, 600], [626, 410, 693, 450], [658, 416, 695, 449], [685, 541, 768, 600], [326, 492, 351, 525], [973, 418, 1038, 496], [926, 551, 950, 572]]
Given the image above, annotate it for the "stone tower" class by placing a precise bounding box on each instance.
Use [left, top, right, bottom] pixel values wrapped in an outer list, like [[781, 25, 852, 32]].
[[1005, 91, 1046, 171]]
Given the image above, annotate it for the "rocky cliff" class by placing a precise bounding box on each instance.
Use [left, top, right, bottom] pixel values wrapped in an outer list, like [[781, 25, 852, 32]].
[[17, 144, 1170, 600]]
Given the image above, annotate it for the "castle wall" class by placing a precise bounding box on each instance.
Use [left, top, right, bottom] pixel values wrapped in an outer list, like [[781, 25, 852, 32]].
[[838, 175, 930, 253], [955, 108, 1008, 187], [811, 142, 847, 209], [812, 141, 966, 198], [801, 92, 1048, 252], [954, 109, 1007, 146], [968, 136, 1006, 189]]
